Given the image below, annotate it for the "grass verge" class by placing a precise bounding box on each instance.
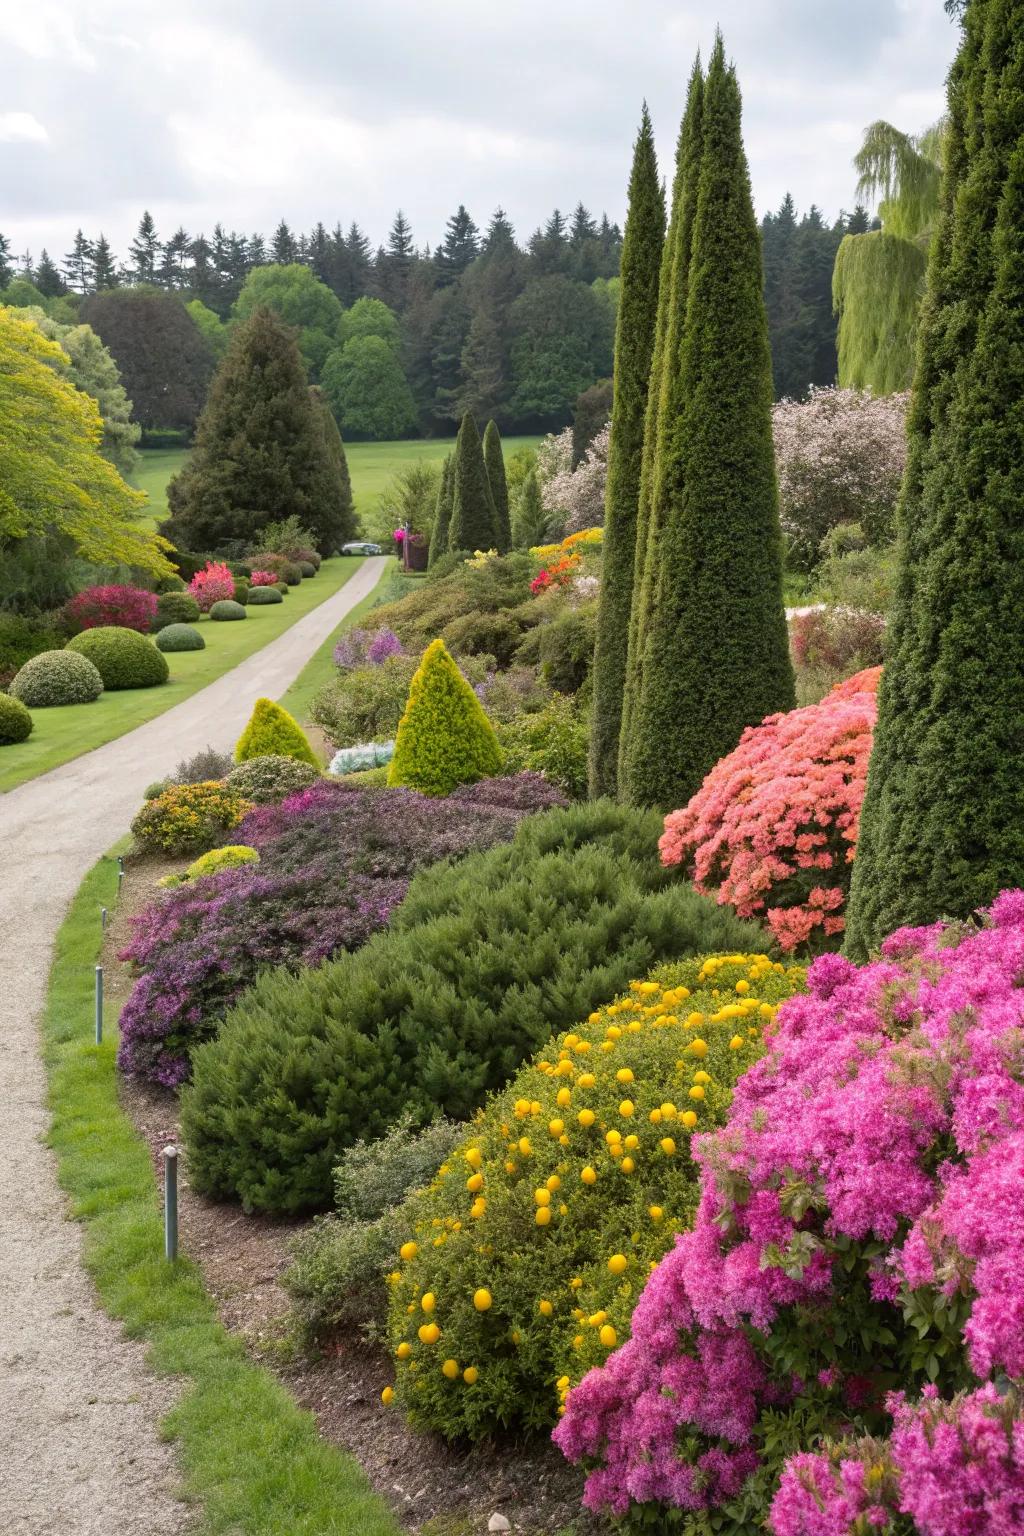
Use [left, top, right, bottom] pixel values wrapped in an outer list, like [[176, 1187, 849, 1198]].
[[0, 558, 372, 794], [43, 847, 399, 1535]]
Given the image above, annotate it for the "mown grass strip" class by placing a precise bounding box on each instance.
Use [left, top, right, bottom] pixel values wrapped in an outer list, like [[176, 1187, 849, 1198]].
[[44, 847, 399, 1535]]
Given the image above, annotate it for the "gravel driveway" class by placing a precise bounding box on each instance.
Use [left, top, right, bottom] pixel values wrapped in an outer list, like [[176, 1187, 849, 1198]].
[[0, 556, 386, 1535]]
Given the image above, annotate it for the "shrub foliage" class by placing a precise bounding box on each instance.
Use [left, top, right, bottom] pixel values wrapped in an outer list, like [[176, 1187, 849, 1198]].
[[0, 692, 33, 744], [10, 649, 104, 707], [235, 697, 319, 767], [387, 639, 503, 797], [129, 780, 253, 858], [67, 626, 169, 690]]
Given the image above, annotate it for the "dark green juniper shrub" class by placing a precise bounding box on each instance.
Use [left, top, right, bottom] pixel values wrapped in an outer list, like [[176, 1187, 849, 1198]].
[[180, 801, 766, 1213]]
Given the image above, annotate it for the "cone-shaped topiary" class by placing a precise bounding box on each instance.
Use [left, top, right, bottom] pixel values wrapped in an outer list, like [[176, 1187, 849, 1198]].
[[589, 104, 666, 798], [845, 0, 1024, 956], [428, 454, 454, 568], [387, 638, 503, 796], [447, 413, 498, 555], [235, 697, 320, 767], [482, 420, 511, 553]]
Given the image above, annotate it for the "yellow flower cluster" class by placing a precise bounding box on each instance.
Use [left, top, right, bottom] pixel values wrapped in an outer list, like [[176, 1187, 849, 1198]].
[[529, 527, 604, 560], [381, 952, 805, 1441]]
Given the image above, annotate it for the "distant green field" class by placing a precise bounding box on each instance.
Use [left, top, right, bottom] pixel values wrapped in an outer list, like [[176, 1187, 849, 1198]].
[[132, 435, 543, 534]]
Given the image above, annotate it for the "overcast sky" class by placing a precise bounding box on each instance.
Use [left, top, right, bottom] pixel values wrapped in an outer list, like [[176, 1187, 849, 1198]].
[[0, 0, 958, 267]]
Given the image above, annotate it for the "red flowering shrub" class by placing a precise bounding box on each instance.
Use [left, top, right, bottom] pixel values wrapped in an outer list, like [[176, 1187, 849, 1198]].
[[530, 554, 580, 594], [65, 584, 158, 634], [188, 561, 235, 613], [660, 667, 880, 953], [249, 570, 278, 587]]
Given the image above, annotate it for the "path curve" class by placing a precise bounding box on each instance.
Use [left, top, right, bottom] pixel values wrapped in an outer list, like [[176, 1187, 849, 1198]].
[[0, 556, 386, 1535]]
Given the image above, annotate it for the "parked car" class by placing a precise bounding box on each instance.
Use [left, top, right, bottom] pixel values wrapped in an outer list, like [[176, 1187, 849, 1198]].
[[341, 541, 383, 556]]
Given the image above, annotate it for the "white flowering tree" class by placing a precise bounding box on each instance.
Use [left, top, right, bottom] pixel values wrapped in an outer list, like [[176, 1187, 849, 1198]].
[[538, 421, 610, 536]]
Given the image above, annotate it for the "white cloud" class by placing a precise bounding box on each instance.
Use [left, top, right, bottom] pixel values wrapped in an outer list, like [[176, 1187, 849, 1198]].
[[0, 110, 48, 143]]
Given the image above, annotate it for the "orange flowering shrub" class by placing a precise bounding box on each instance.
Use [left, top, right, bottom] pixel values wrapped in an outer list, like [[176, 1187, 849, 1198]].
[[660, 668, 880, 954]]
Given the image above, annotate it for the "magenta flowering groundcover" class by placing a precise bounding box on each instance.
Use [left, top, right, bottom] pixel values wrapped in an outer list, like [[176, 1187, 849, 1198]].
[[555, 891, 1024, 1535]]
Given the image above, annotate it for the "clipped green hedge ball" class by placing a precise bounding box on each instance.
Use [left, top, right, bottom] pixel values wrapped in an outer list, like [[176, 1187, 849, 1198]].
[[209, 600, 248, 622], [67, 626, 169, 690], [10, 649, 104, 707], [299, 561, 317, 577], [246, 587, 284, 606], [0, 692, 33, 744], [155, 623, 206, 653]]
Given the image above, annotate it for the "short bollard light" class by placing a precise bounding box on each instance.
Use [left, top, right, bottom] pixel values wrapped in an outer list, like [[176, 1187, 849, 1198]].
[[117, 855, 125, 895], [163, 1145, 179, 1262], [94, 965, 104, 1045], [101, 906, 107, 931]]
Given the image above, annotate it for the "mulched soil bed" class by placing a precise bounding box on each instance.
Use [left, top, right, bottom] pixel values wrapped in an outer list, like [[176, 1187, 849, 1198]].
[[105, 855, 608, 1536]]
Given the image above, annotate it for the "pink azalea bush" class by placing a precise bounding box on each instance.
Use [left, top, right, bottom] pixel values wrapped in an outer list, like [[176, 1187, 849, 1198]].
[[249, 570, 278, 587], [660, 667, 880, 953], [188, 561, 235, 613], [65, 584, 158, 634], [555, 892, 1024, 1533]]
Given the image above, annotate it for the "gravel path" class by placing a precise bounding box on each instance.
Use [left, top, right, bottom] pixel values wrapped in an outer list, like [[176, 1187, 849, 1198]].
[[0, 557, 386, 1535]]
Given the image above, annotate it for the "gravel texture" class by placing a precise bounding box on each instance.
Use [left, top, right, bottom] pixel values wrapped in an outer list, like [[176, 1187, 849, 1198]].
[[0, 557, 386, 1535]]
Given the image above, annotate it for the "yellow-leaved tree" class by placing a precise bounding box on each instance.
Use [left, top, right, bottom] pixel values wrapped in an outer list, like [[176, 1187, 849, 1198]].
[[0, 307, 172, 577]]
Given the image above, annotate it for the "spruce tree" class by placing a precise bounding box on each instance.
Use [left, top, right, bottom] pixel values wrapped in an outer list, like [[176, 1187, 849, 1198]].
[[619, 60, 705, 798], [845, 0, 1024, 956], [511, 469, 546, 549], [308, 386, 357, 552], [482, 420, 511, 553], [447, 412, 498, 553], [621, 38, 793, 811], [588, 105, 665, 799], [166, 307, 340, 552], [428, 454, 454, 567]]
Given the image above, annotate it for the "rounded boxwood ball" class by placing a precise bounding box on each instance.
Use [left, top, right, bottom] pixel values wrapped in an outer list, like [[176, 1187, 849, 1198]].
[[299, 561, 316, 577], [67, 626, 169, 690], [0, 692, 33, 744], [10, 649, 104, 707], [153, 591, 201, 630], [155, 623, 206, 653], [209, 600, 247, 622], [246, 586, 284, 606]]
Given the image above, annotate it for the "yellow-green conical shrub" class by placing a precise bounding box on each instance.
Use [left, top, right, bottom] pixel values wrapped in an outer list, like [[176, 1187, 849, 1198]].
[[387, 638, 502, 796], [235, 697, 319, 767]]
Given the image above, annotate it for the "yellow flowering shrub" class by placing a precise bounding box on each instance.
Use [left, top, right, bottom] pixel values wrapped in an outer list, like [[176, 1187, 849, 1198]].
[[384, 952, 806, 1440], [530, 527, 604, 560], [130, 780, 253, 856]]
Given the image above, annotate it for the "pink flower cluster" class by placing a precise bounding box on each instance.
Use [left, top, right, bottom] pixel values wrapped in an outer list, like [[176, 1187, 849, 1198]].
[[249, 570, 278, 587], [660, 667, 880, 951], [188, 561, 235, 613], [555, 890, 1024, 1531], [65, 584, 158, 634]]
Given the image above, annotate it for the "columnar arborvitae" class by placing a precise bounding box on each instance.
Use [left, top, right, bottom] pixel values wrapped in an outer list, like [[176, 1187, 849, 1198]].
[[447, 412, 498, 554], [845, 0, 1024, 956], [428, 454, 454, 567], [588, 106, 665, 798], [166, 307, 337, 552], [618, 63, 704, 796], [621, 38, 793, 810], [482, 419, 511, 552], [308, 385, 357, 552]]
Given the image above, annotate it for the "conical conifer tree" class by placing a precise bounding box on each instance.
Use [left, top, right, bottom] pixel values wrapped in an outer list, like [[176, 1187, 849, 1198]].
[[235, 697, 319, 766], [621, 38, 793, 811], [482, 420, 511, 552], [308, 385, 357, 553], [447, 412, 498, 554], [845, 0, 1024, 956], [511, 469, 547, 549], [589, 105, 666, 798], [387, 638, 503, 796], [167, 307, 340, 552], [428, 454, 454, 567], [618, 60, 705, 797]]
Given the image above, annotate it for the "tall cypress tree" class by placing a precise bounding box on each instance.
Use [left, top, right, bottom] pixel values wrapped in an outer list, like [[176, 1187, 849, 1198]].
[[619, 59, 704, 798], [588, 105, 665, 799], [308, 385, 357, 552], [482, 419, 511, 552], [447, 412, 498, 553], [428, 453, 454, 567], [166, 307, 340, 551], [621, 37, 793, 811], [845, 0, 1024, 956]]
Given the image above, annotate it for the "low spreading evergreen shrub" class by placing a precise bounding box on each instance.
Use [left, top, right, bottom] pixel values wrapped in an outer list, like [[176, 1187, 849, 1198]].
[[130, 780, 253, 858], [0, 692, 33, 744], [385, 954, 805, 1440], [153, 591, 201, 630], [67, 626, 169, 690], [179, 802, 767, 1212], [225, 754, 320, 803], [235, 697, 319, 766], [441, 611, 525, 668], [538, 604, 597, 695], [246, 586, 284, 606], [498, 693, 589, 800], [10, 649, 104, 707], [209, 600, 247, 622], [387, 639, 503, 796], [328, 740, 394, 776], [155, 624, 205, 653]]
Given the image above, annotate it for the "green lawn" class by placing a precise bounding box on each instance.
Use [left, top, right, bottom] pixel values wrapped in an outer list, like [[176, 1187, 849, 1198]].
[[132, 436, 543, 533], [0, 558, 375, 794]]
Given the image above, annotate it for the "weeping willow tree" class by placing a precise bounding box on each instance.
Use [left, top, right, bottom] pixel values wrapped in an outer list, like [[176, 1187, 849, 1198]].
[[832, 119, 944, 393]]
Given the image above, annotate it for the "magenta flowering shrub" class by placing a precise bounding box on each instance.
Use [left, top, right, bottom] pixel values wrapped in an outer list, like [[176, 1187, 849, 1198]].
[[118, 775, 567, 1086], [65, 584, 159, 634], [249, 570, 278, 587], [555, 892, 1024, 1532], [332, 625, 403, 671], [660, 667, 880, 953], [188, 561, 235, 613]]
